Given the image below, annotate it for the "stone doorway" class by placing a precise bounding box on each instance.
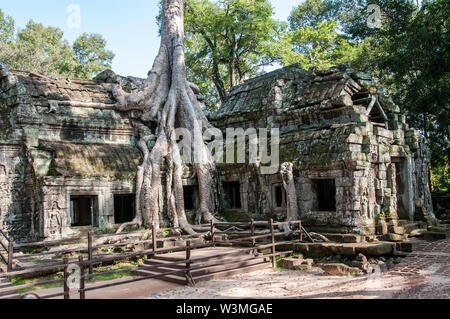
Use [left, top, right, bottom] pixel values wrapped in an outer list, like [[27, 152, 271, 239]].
[[272, 184, 287, 210], [392, 158, 413, 220], [183, 186, 199, 211], [312, 179, 336, 212], [70, 196, 99, 227], [223, 181, 242, 209], [114, 194, 136, 224]]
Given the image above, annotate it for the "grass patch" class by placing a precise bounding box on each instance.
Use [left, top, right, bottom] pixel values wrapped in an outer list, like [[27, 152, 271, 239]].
[[86, 262, 141, 283], [11, 260, 144, 294], [12, 273, 64, 294]]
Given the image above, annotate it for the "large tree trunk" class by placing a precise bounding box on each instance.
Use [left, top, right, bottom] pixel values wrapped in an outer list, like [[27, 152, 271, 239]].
[[114, 0, 217, 234]]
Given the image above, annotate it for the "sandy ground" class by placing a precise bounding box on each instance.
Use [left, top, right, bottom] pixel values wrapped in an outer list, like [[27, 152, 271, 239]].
[[153, 267, 450, 299]]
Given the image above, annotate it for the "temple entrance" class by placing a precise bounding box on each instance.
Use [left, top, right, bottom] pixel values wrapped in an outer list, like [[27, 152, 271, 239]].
[[70, 196, 99, 227], [313, 179, 336, 212], [223, 181, 242, 209], [183, 186, 199, 211], [392, 158, 412, 220], [114, 194, 136, 224], [272, 184, 287, 210]]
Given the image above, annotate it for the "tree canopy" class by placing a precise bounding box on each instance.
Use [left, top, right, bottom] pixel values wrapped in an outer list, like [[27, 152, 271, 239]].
[[183, 0, 280, 108], [0, 10, 115, 79]]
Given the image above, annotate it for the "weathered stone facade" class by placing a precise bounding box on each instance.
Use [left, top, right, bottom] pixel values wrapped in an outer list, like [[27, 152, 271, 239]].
[[0, 62, 435, 242], [0, 64, 141, 242], [209, 64, 434, 235]]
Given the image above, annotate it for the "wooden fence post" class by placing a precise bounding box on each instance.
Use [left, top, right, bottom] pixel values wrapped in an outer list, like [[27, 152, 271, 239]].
[[7, 237, 13, 273], [210, 220, 215, 246], [63, 258, 70, 300], [269, 219, 276, 268], [152, 223, 157, 253], [185, 240, 192, 285], [78, 256, 86, 300], [250, 219, 255, 247], [88, 232, 93, 275]]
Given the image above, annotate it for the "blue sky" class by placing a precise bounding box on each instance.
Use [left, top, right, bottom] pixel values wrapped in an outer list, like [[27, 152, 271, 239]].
[[0, 1, 304, 78]]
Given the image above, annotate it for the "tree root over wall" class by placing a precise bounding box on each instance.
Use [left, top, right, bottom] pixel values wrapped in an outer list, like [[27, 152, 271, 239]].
[[113, 0, 217, 235]]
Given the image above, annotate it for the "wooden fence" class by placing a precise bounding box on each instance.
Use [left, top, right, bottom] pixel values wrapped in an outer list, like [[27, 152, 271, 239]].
[[0, 219, 308, 299]]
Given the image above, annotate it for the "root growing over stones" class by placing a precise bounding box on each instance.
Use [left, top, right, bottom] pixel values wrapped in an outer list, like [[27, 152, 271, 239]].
[[114, 0, 217, 234]]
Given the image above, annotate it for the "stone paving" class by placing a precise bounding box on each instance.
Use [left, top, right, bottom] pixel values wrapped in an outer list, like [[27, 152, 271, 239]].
[[389, 239, 450, 277], [157, 238, 450, 299]]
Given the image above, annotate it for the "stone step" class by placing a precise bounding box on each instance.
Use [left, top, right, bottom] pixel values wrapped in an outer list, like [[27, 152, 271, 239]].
[[424, 232, 447, 241], [321, 233, 366, 243], [403, 223, 426, 234], [134, 260, 270, 285], [428, 226, 448, 233], [388, 220, 411, 227], [194, 262, 271, 283], [388, 226, 406, 235], [409, 229, 427, 238], [143, 253, 259, 274], [277, 242, 396, 257], [132, 268, 186, 285], [156, 238, 205, 249], [379, 233, 408, 242]]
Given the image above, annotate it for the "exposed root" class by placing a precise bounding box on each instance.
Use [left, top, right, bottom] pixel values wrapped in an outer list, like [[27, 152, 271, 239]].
[[309, 232, 331, 243], [280, 162, 300, 232], [115, 221, 141, 234], [113, 0, 218, 235]]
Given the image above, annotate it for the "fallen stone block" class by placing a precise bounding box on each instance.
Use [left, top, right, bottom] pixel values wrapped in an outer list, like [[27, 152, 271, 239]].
[[388, 226, 406, 235], [279, 257, 303, 269], [396, 242, 413, 253], [355, 243, 394, 256], [380, 234, 405, 242], [319, 263, 363, 276], [296, 259, 314, 270], [409, 229, 426, 237]]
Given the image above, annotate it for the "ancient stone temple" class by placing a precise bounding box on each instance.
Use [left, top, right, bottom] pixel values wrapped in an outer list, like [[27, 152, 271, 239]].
[[0, 64, 143, 242], [0, 62, 435, 242], [210, 64, 434, 235]]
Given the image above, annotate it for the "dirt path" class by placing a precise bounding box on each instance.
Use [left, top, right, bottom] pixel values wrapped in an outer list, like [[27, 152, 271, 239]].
[[154, 239, 450, 299]]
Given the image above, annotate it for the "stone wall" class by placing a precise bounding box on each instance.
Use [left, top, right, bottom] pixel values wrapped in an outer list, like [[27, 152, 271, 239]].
[[211, 65, 435, 235]]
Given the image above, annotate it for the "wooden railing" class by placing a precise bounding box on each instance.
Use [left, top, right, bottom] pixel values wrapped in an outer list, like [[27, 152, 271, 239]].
[[0, 219, 307, 299], [0, 228, 13, 272]]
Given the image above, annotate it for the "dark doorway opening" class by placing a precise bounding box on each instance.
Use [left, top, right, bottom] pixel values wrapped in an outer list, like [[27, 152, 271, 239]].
[[223, 182, 242, 209], [313, 179, 336, 212], [183, 186, 199, 211], [393, 158, 410, 219], [272, 184, 287, 210], [70, 196, 99, 227], [114, 194, 136, 224]]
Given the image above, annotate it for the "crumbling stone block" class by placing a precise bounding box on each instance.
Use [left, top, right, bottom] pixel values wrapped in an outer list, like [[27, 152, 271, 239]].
[[319, 263, 363, 276]]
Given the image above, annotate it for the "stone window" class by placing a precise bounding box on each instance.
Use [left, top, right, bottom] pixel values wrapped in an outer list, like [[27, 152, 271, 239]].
[[70, 196, 99, 227], [272, 184, 287, 210], [183, 186, 199, 211], [223, 181, 242, 209], [114, 194, 136, 224], [312, 179, 336, 212]]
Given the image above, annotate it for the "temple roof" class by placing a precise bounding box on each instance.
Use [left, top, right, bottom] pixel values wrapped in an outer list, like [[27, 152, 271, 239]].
[[10, 70, 116, 107], [209, 64, 398, 124]]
